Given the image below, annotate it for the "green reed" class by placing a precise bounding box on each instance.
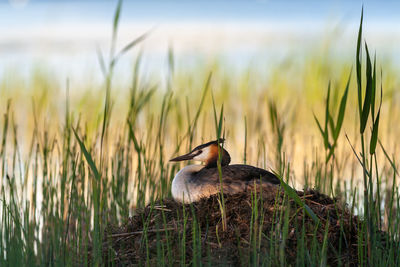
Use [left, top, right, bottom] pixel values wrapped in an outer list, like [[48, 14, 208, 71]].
[[0, 2, 399, 266]]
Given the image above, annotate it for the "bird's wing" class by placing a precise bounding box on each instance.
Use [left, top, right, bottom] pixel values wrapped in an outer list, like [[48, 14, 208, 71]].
[[194, 164, 280, 185]]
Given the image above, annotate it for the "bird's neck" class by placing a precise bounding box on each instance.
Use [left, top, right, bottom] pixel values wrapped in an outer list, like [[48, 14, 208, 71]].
[[205, 149, 231, 168]]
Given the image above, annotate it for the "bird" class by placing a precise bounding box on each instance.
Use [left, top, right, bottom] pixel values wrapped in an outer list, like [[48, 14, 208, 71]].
[[169, 139, 280, 204]]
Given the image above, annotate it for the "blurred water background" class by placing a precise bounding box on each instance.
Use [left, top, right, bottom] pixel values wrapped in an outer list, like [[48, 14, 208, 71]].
[[1, 0, 399, 84]]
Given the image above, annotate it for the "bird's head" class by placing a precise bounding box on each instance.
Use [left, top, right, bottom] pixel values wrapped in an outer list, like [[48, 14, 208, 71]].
[[169, 139, 231, 168]]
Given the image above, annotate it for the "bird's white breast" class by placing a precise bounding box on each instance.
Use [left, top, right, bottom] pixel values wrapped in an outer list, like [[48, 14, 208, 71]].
[[171, 165, 205, 204]]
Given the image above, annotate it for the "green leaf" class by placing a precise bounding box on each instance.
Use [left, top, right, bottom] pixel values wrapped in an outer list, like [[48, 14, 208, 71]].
[[113, 0, 123, 35], [313, 113, 325, 139], [72, 128, 101, 181], [212, 93, 218, 129], [73, 128, 102, 264], [190, 72, 212, 138], [96, 46, 107, 78], [319, 82, 332, 149], [168, 45, 174, 75], [326, 143, 336, 163], [268, 101, 277, 130], [217, 104, 224, 139], [326, 76, 350, 162], [113, 29, 153, 66], [370, 76, 383, 155], [127, 120, 141, 153], [360, 43, 372, 134], [371, 53, 377, 118], [379, 140, 400, 177], [370, 109, 380, 155], [110, 0, 123, 60], [324, 81, 331, 136], [274, 172, 320, 224], [211, 92, 224, 143], [334, 71, 351, 139], [320, 215, 330, 267], [356, 8, 363, 116], [328, 113, 335, 142]]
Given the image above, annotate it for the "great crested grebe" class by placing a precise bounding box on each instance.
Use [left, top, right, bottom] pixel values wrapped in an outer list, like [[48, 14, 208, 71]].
[[169, 140, 280, 204]]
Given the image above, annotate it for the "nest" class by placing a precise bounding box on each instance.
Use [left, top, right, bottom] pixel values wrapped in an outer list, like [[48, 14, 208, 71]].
[[99, 187, 372, 266]]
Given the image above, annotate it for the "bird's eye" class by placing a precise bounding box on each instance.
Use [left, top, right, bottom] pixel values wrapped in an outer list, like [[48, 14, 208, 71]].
[[197, 150, 202, 154]]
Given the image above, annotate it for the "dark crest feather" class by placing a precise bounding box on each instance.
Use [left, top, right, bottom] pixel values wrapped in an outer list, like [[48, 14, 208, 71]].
[[192, 139, 225, 152]]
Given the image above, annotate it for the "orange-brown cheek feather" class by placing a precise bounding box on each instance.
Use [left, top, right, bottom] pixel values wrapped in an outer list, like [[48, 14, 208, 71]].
[[205, 144, 218, 167]]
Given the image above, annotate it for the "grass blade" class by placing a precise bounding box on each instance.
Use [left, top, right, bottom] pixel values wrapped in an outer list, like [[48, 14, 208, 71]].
[[110, 0, 123, 58], [313, 113, 325, 139], [113, 28, 154, 66], [274, 172, 320, 224], [113, 0, 122, 38], [379, 140, 399, 177], [72, 128, 102, 264], [356, 8, 363, 115], [324, 82, 331, 148], [96, 46, 107, 78], [320, 216, 330, 267], [370, 76, 383, 155], [334, 70, 351, 139], [360, 43, 372, 134], [127, 120, 141, 153], [217, 104, 224, 138], [369, 109, 380, 155], [371, 53, 377, 118], [189, 72, 212, 139], [328, 113, 335, 144], [72, 128, 101, 181]]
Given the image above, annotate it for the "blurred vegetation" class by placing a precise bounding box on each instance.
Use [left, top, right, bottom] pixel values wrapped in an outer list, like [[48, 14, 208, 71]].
[[0, 2, 399, 266]]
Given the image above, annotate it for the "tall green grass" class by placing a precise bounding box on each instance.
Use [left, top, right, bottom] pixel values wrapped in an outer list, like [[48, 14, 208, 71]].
[[0, 3, 399, 266]]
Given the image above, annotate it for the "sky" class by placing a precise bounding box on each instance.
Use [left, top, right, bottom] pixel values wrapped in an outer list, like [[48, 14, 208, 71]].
[[0, 0, 399, 82]]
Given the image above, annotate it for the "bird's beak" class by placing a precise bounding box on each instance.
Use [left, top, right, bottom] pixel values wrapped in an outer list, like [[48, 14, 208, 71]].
[[169, 152, 195, 162]]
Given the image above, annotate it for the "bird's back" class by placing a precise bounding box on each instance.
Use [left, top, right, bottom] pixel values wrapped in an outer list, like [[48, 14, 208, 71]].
[[189, 164, 280, 195]]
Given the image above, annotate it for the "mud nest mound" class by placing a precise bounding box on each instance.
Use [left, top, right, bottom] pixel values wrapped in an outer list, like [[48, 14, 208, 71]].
[[102, 188, 362, 266]]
